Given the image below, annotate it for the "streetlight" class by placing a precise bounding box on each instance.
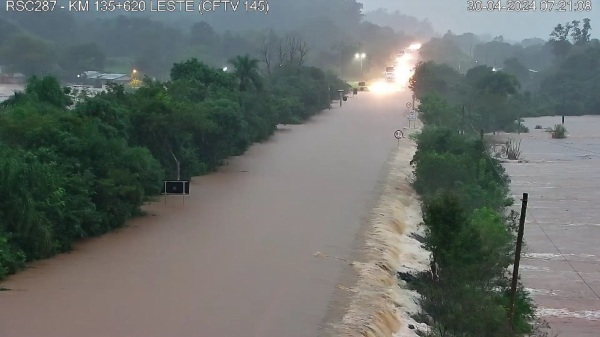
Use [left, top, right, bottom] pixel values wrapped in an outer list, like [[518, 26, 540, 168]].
[[222, 67, 228, 72], [130, 69, 140, 89], [355, 52, 366, 76]]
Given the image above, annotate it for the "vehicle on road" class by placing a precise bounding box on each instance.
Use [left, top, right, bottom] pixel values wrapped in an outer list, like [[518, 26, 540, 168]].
[[384, 66, 395, 83]]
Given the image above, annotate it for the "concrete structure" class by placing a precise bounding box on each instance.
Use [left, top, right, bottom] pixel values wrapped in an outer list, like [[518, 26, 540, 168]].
[[0, 72, 26, 85], [79, 71, 131, 85]]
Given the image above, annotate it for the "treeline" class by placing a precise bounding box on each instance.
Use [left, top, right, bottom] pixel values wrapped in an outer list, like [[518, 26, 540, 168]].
[[418, 18, 600, 117], [0, 1, 419, 80], [0, 56, 348, 279], [410, 61, 530, 133], [405, 84, 543, 335]]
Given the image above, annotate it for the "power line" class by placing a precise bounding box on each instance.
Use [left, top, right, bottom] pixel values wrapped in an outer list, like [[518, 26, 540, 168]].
[[528, 211, 600, 301], [461, 120, 600, 301]]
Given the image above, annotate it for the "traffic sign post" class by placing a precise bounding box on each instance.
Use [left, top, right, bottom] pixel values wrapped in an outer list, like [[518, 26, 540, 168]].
[[407, 110, 418, 128], [162, 180, 190, 204], [394, 129, 404, 146]]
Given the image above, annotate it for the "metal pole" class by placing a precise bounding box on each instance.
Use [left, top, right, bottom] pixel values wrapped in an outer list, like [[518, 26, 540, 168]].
[[164, 181, 167, 204], [518, 109, 521, 135], [509, 193, 528, 329], [462, 105, 465, 134], [360, 58, 363, 76]]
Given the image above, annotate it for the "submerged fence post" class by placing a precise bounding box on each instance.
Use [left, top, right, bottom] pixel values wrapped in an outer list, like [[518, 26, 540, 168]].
[[509, 192, 528, 329]]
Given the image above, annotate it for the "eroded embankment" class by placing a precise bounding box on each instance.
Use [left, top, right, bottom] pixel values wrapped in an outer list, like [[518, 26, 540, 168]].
[[332, 138, 430, 337]]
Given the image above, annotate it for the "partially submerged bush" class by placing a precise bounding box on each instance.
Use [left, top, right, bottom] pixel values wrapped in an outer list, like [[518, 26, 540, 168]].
[[505, 138, 522, 160], [551, 124, 567, 139]]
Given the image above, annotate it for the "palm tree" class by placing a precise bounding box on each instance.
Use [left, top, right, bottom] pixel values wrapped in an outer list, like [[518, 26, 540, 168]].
[[229, 54, 263, 92]]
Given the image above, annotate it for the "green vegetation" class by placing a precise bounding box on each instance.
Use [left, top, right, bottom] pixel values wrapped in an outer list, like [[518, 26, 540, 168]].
[[408, 127, 543, 337], [417, 18, 599, 119], [410, 61, 532, 133], [0, 5, 423, 81], [0, 57, 348, 280], [551, 124, 567, 139], [407, 38, 553, 336]]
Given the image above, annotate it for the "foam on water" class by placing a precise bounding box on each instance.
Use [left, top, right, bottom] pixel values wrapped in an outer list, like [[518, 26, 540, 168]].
[[525, 288, 560, 296], [520, 265, 551, 272], [523, 252, 598, 262], [331, 135, 431, 336], [536, 308, 600, 320]]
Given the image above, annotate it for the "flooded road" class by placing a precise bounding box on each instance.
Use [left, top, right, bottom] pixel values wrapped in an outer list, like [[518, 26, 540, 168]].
[[0, 90, 412, 337], [502, 116, 600, 337]]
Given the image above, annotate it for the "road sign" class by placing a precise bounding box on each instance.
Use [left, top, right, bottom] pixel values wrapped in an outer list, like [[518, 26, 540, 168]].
[[162, 180, 190, 195], [162, 180, 190, 205], [408, 112, 417, 121], [406, 102, 412, 108], [394, 130, 404, 139]]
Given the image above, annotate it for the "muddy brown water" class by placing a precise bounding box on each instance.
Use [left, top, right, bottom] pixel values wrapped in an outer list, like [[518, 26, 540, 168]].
[[501, 116, 600, 337], [0, 91, 413, 337]]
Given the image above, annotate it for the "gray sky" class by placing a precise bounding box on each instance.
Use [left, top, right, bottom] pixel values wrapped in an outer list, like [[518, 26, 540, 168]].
[[363, 0, 599, 41]]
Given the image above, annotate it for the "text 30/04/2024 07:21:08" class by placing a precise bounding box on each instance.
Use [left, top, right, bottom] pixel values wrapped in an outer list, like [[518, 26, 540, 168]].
[[467, 0, 592, 12], [4, 0, 270, 13]]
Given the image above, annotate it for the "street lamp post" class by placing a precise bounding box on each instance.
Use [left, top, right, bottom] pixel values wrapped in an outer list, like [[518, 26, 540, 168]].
[[355, 52, 366, 77]]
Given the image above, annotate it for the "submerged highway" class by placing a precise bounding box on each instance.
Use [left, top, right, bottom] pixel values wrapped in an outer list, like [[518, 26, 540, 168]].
[[0, 89, 413, 337]]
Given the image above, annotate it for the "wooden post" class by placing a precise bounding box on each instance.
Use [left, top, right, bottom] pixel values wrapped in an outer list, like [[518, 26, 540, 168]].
[[509, 193, 528, 329]]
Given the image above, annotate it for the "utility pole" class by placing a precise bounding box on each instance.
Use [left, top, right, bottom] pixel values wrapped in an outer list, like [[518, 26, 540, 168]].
[[509, 193, 529, 329], [562, 82, 566, 124], [518, 108, 521, 135], [461, 105, 465, 134]]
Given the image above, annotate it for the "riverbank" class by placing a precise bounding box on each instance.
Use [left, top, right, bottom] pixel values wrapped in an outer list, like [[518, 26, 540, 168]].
[[497, 115, 600, 337], [329, 124, 430, 337]]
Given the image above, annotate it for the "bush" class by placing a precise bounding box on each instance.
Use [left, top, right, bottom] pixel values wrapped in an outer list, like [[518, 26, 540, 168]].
[[408, 125, 538, 336], [551, 124, 567, 138], [0, 59, 345, 279]]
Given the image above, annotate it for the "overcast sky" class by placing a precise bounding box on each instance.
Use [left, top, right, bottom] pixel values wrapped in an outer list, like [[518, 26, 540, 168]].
[[363, 0, 599, 41]]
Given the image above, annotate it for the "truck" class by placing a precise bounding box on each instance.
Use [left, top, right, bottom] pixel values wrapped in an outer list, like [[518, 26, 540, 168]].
[[384, 66, 395, 82]]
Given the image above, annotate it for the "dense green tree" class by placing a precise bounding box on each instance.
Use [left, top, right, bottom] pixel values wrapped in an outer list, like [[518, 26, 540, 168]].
[[229, 54, 263, 92]]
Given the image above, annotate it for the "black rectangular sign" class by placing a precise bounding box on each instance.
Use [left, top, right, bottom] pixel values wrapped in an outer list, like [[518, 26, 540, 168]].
[[162, 180, 190, 195]]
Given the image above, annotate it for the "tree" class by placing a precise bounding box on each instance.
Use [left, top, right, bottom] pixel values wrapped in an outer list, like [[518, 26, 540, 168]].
[[503, 58, 530, 86], [549, 22, 574, 59], [258, 28, 277, 74], [284, 33, 309, 67], [229, 54, 262, 92]]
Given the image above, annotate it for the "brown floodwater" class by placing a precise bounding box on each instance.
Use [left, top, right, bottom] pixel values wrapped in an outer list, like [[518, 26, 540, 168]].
[[0, 90, 413, 337], [501, 116, 600, 337]]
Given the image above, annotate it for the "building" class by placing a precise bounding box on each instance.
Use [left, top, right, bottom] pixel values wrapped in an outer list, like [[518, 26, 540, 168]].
[[79, 71, 131, 86], [0, 68, 26, 85]]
